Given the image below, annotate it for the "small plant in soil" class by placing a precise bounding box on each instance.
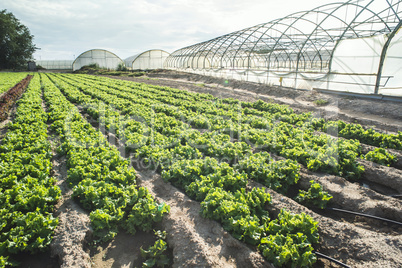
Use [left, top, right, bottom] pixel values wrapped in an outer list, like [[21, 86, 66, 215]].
[[313, 99, 329, 106], [295, 180, 333, 209], [363, 148, 397, 166], [140, 230, 170, 268]]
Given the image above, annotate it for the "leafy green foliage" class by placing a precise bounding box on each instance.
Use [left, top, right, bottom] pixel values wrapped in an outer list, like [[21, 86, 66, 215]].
[[116, 62, 128, 71], [295, 180, 333, 209], [185, 162, 248, 201], [0, 75, 32, 121], [43, 73, 381, 267], [364, 148, 397, 166], [0, 75, 60, 261], [0, 210, 58, 255], [316, 120, 402, 150], [259, 233, 316, 267], [0, 255, 10, 268], [201, 188, 271, 245], [140, 230, 170, 268], [126, 187, 170, 234], [41, 73, 169, 242], [313, 99, 329, 106], [260, 209, 319, 267], [235, 152, 300, 193], [0, 73, 29, 94]]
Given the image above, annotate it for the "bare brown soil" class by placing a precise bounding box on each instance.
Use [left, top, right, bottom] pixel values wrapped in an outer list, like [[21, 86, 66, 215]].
[[50, 152, 92, 268], [138, 170, 273, 268], [45, 97, 92, 268], [89, 230, 158, 268]]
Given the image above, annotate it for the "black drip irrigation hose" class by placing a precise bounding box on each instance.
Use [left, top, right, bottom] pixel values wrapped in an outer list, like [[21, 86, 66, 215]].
[[313, 251, 351, 268], [389, 194, 402, 198], [327, 207, 402, 226]]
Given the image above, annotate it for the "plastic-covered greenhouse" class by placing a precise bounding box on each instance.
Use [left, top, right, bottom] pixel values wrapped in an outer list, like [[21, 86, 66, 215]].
[[36, 60, 73, 70], [165, 0, 402, 97], [72, 49, 123, 71], [124, 49, 170, 70]]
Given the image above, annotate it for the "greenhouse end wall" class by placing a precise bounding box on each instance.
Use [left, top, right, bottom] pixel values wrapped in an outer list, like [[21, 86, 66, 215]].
[[125, 50, 170, 70], [73, 49, 123, 71], [326, 35, 385, 95], [36, 60, 73, 70]]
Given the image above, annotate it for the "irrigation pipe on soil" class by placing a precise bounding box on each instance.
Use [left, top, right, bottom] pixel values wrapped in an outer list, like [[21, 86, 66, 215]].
[[313, 251, 351, 268], [327, 207, 402, 226]]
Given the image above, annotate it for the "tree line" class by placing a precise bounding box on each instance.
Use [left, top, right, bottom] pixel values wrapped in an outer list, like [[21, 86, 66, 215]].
[[0, 9, 36, 70]]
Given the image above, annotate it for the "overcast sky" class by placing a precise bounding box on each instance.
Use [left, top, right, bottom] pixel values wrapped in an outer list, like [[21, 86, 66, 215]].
[[3, 0, 336, 61]]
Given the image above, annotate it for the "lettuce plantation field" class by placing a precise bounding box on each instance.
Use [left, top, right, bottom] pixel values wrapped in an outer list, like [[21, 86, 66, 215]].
[[1, 73, 401, 267], [0, 73, 29, 95]]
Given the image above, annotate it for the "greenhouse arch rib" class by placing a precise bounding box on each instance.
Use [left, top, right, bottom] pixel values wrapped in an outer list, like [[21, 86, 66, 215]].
[[327, 0, 392, 72], [375, 20, 402, 94], [166, 0, 402, 96]]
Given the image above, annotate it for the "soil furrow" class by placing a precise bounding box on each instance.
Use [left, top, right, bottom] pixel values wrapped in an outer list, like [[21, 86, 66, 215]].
[[298, 169, 402, 224], [358, 158, 402, 194], [41, 88, 92, 268], [63, 89, 272, 267], [53, 72, 402, 267], [138, 170, 273, 268]]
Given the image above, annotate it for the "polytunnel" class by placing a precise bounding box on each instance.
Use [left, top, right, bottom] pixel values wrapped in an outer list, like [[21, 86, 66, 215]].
[[36, 60, 73, 70], [165, 0, 402, 97], [124, 50, 170, 70], [73, 49, 124, 71]]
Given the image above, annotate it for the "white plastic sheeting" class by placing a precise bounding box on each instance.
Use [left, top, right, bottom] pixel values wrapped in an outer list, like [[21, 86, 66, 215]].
[[124, 50, 169, 70], [36, 60, 73, 70], [166, 0, 402, 97], [379, 28, 402, 96], [168, 33, 402, 97], [73, 49, 123, 71], [323, 35, 385, 95]]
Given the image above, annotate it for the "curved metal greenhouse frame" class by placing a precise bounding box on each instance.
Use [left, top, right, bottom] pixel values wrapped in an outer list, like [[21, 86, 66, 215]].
[[165, 0, 402, 96]]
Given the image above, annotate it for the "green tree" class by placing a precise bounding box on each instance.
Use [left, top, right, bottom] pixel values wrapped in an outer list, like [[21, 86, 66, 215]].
[[0, 9, 36, 69]]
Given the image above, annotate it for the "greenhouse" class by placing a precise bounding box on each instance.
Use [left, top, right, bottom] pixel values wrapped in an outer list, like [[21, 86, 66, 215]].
[[72, 49, 124, 71], [165, 0, 402, 97], [36, 60, 73, 70], [124, 49, 170, 70]]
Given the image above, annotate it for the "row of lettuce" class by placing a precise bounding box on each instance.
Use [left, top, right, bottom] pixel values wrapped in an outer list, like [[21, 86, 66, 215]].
[[0, 75, 60, 266], [71, 73, 402, 151], [0, 75, 33, 122], [48, 72, 400, 265], [0, 74, 170, 267], [41, 74, 170, 239], [50, 73, 332, 208], [46, 73, 330, 266], [58, 73, 398, 175], [0, 73, 30, 95], [5, 71, 395, 267]]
